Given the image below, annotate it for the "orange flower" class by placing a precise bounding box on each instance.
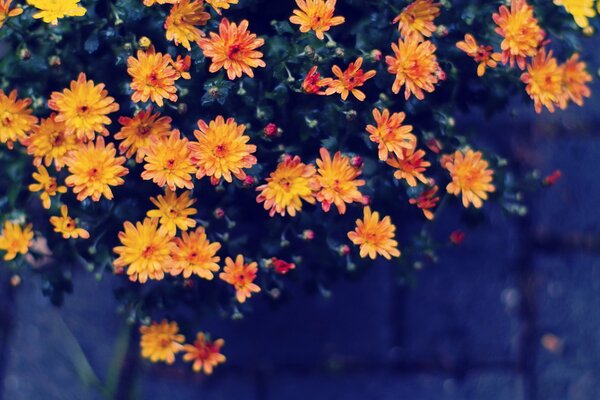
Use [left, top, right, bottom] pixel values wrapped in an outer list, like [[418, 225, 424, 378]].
[[302, 66, 327, 95], [28, 165, 67, 209], [171, 55, 192, 80], [23, 114, 79, 171], [493, 0, 544, 69], [147, 189, 197, 237], [347, 207, 401, 260], [143, 0, 178, 5], [393, 0, 441, 40], [0, 89, 38, 149], [386, 147, 430, 187], [170, 227, 221, 280], [50, 205, 90, 240], [520, 48, 563, 113], [365, 108, 416, 161], [0, 0, 23, 28], [183, 333, 226, 375], [139, 320, 185, 365], [115, 107, 172, 163], [443, 149, 495, 209], [219, 254, 261, 303], [559, 53, 592, 109], [321, 57, 376, 101], [456, 34, 502, 77], [164, 0, 210, 51], [289, 0, 345, 40], [0, 221, 33, 261], [127, 46, 179, 107], [198, 18, 266, 80], [205, 0, 238, 14], [386, 36, 440, 100], [408, 185, 439, 220]]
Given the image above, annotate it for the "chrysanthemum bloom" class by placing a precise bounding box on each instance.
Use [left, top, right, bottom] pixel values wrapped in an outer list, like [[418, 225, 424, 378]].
[[366, 108, 416, 161], [443, 149, 495, 209], [143, 0, 178, 5], [171, 55, 192, 80], [386, 147, 431, 187], [115, 107, 172, 163], [256, 155, 317, 217], [198, 18, 266, 80], [314, 147, 365, 214], [559, 53, 592, 109], [408, 185, 439, 220], [393, 0, 441, 40], [0, 89, 37, 149], [64, 137, 129, 202], [165, 0, 210, 51], [141, 130, 196, 191], [492, 0, 545, 69], [28, 166, 67, 209], [23, 114, 79, 171], [127, 47, 179, 107], [386, 36, 440, 100], [183, 333, 226, 374], [139, 320, 185, 365], [347, 207, 401, 260], [553, 0, 595, 28], [0, 221, 33, 261], [206, 0, 238, 14], [520, 49, 563, 113], [321, 57, 376, 102], [48, 73, 119, 142], [189, 116, 257, 185], [113, 218, 176, 283], [302, 66, 327, 95], [289, 0, 345, 40], [27, 0, 86, 25], [0, 0, 23, 28], [49, 205, 90, 240], [219, 254, 261, 303], [147, 190, 197, 237], [456, 34, 502, 77], [170, 228, 221, 280]]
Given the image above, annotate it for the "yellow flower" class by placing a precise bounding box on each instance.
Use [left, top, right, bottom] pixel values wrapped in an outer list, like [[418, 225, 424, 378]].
[[165, 0, 210, 51], [256, 155, 317, 217], [554, 0, 596, 28], [115, 107, 172, 163], [443, 149, 495, 209], [64, 137, 129, 202], [23, 114, 79, 171], [0, 89, 37, 149], [520, 48, 563, 113], [219, 254, 260, 303], [27, 0, 86, 25], [206, 0, 238, 14], [289, 0, 345, 40], [393, 0, 441, 40], [320, 57, 377, 102], [139, 320, 185, 365], [183, 333, 226, 374], [348, 207, 401, 260], [386, 147, 430, 187], [147, 189, 197, 237], [49, 205, 89, 240], [0, 221, 33, 261], [456, 34, 502, 77], [28, 165, 67, 209], [143, 0, 178, 6], [198, 18, 266, 80], [141, 130, 196, 191], [365, 108, 416, 161], [127, 46, 180, 107], [314, 147, 365, 215], [48, 73, 119, 142], [386, 36, 440, 100], [170, 227, 221, 280], [113, 218, 175, 283], [559, 53, 592, 109], [0, 0, 23, 28], [189, 116, 257, 185]]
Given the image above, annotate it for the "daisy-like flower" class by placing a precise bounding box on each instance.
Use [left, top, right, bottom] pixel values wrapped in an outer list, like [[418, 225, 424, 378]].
[[49, 205, 90, 240], [320, 57, 376, 102], [520, 48, 563, 113], [314, 147, 365, 214], [127, 46, 179, 107], [170, 227, 221, 280], [171, 55, 192, 80], [559, 53, 592, 109], [147, 189, 197, 237], [0, 221, 33, 261], [0, 0, 23, 28], [206, 0, 238, 14], [198, 18, 266, 80], [115, 107, 172, 163], [0, 89, 37, 149], [164, 0, 210, 51], [139, 320, 185, 365], [408, 184, 439, 220], [141, 130, 196, 191], [27, 0, 86, 25], [553, 0, 595, 28], [113, 218, 175, 283], [256, 155, 317, 217], [289, 0, 345, 40], [48, 73, 119, 142], [493, 0, 545, 69], [393, 0, 441, 40], [219, 254, 261, 303], [189, 116, 257, 185], [456, 34, 502, 77], [386, 36, 440, 100], [386, 147, 430, 187], [443, 149, 495, 209], [302, 66, 327, 95], [143, 0, 178, 5], [23, 114, 79, 171], [183, 333, 226, 375], [347, 207, 401, 260], [64, 137, 129, 202], [28, 165, 67, 209], [365, 108, 416, 161]]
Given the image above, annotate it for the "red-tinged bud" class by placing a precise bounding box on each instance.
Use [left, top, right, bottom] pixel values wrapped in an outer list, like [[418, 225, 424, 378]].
[[263, 123, 278, 138], [425, 138, 443, 154], [370, 49, 382, 62], [10, 275, 21, 287], [351, 155, 363, 168], [360, 195, 371, 206], [543, 170, 562, 186], [450, 230, 465, 245], [302, 229, 315, 240], [270, 257, 296, 274], [243, 175, 255, 187], [214, 207, 225, 219], [338, 244, 350, 256], [436, 68, 447, 81], [183, 279, 194, 288]]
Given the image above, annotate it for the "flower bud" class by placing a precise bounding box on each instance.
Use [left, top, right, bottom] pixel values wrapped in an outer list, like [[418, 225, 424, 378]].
[[450, 230, 465, 245], [138, 36, 152, 49], [263, 123, 278, 138], [338, 244, 350, 256], [302, 229, 315, 241], [214, 208, 225, 219], [370, 49, 382, 62]]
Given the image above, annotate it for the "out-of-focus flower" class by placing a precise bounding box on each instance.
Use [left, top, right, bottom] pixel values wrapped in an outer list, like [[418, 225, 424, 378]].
[[321, 57, 376, 101], [27, 0, 86, 25], [409, 185, 439, 220], [183, 333, 226, 374], [115, 107, 172, 163], [543, 169, 562, 186], [144, 0, 178, 6], [315, 148, 365, 214], [0, 0, 23, 28], [139, 320, 185, 365], [520, 48, 563, 113], [206, 0, 238, 14], [23, 114, 78, 171], [449, 229, 465, 245], [386, 147, 430, 187], [147, 190, 197, 237], [559, 53, 592, 109], [289, 0, 345, 40], [456, 34, 502, 77], [50, 205, 89, 240], [269, 257, 296, 274], [393, 0, 441, 40], [263, 123, 278, 138], [127, 46, 179, 107], [348, 207, 401, 260], [0, 221, 33, 261], [443, 149, 495, 209], [165, 0, 210, 50], [220, 254, 261, 303], [170, 227, 221, 280], [302, 66, 327, 95], [366, 108, 416, 161], [554, 0, 595, 28], [29, 166, 67, 209], [0, 89, 37, 149]]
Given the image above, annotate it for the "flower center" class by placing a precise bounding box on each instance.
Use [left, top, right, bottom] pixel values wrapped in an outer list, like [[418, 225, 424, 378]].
[[227, 44, 242, 59], [213, 144, 228, 158], [142, 245, 156, 258]]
